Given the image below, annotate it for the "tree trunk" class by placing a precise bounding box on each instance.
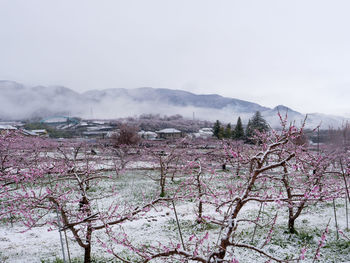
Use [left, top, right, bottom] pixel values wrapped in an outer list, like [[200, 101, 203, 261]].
[[236, 162, 240, 176], [222, 163, 226, 170], [288, 218, 297, 234], [159, 159, 166, 197], [197, 201, 203, 224], [160, 182, 165, 197], [84, 201, 93, 263], [196, 169, 203, 223], [84, 243, 91, 263], [160, 173, 166, 197]]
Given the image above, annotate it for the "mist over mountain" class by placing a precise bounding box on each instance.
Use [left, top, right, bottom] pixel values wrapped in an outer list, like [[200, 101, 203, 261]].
[[0, 80, 348, 129]]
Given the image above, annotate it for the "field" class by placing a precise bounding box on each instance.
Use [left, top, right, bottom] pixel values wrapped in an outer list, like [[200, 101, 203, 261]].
[[1, 127, 350, 263]]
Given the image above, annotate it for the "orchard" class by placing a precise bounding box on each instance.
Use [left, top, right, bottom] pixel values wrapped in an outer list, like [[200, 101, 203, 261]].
[[0, 118, 350, 263]]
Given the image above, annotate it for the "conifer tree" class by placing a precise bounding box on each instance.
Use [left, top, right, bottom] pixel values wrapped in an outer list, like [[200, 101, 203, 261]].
[[250, 111, 269, 133], [245, 119, 253, 140], [213, 120, 221, 139], [218, 126, 225, 139], [234, 117, 244, 140], [246, 111, 269, 143], [224, 123, 232, 138]]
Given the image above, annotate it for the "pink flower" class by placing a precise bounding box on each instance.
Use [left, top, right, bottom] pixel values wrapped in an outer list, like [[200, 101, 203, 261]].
[[300, 247, 307, 260], [230, 150, 238, 158]]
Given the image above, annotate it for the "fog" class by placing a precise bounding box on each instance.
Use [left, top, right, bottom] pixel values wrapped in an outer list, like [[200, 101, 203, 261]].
[[1, 1, 350, 117], [1, 81, 347, 129], [0, 81, 251, 122], [85, 97, 252, 123]]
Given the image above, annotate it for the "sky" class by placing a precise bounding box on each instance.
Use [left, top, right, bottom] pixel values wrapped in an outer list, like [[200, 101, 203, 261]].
[[0, 0, 350, 117]]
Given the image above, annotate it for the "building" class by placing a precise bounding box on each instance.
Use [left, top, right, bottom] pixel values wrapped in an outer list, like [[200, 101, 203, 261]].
[[41, 116, 80, 127], [193, 128, 214, 139], [20, 129, 39, 136], [30, 129, 48, 137], [0, 124, 17, 134], [0, 124, 17, 131], [138, 130, 158, 140], [156, 128, 182, 139]]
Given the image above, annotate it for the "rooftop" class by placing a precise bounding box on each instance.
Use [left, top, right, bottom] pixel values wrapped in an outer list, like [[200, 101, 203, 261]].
[[156, 128, 181, 133], [0, 124, 17, 130]]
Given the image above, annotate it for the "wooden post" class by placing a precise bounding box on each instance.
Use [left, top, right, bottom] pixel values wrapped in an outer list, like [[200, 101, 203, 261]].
[[333, 199, 339, 240], [346, 196, 349, 230], [64, 230, 71, 263], [172, 200, 185, 250], [55, 204, 67, 263]]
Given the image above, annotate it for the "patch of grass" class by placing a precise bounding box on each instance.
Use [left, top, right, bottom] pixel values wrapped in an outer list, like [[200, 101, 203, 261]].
[[170, 179, 184, 185], [0, 212, 22, 225], [164, 218, 220, 234], [324, 239, 350, 250], [114, 250, 140, 263], [336, 203, 344, 208], [0, 251, 9, 263], [297, 230, 315, 243], [40, 255, 115, 263], [302, 219, 309, 224]]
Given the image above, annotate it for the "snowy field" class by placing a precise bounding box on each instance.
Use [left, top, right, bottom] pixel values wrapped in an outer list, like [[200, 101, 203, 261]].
[[1, 169, 350, 263]]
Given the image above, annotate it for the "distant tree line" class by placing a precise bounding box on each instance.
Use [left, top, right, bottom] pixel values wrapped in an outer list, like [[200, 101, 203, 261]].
[[118, 114, 213, 133], [213, 111, 269, 142]]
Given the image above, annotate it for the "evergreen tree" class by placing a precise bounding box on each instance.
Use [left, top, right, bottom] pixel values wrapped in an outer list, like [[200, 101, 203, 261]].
[[250, 111, 269, 133], [224, 123, 232, 138], [218, 126, 225, 139], [245, 119, 253, 140], [231, 130, 235, 139], [245, 111, 269, 143], [233, 117, 244, 140], [213, 120, 221, 139]]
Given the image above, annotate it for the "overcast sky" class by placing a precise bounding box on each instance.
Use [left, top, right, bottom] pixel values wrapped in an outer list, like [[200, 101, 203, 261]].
[[1, 0, 350, 116]]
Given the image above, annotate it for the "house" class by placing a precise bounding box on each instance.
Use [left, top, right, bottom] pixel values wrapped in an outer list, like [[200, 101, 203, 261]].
[[20, 129, 39, 136], [30, 129, 49, 137], [193, 128, 213, 139], [41, 116, 70, 125], [0, 124, 17, 134], [138, 130, 158, 140], [82, 124, 115, 138], [0, 124, 17, 131], [41, 116, 80, 128], [156, 128, 182, 139]]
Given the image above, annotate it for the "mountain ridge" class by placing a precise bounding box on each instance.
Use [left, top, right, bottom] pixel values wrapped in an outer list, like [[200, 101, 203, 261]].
[[83, 87, 270, 112], [0, 80, 348, 128]]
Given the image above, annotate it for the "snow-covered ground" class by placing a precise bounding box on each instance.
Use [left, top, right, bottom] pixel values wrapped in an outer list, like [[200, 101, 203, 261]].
[[1, 171, 350, 263]]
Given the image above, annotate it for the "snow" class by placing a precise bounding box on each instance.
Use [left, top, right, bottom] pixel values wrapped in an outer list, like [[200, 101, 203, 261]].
[[156, 128, 181, 134], [0, 225, 78, 263], [0, 125, 17, 130], [138, 130, 158, 139], [86, 126, 113, 131], [42, 117, 68, 124], [1, 170, 350, 262], [2, 198, 348, 262]]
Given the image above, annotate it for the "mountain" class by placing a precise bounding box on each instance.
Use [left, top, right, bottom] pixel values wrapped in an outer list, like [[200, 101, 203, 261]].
[[0, 80, 348, 128], [83, 87, 269, 112], [0, 81, 86, 120]]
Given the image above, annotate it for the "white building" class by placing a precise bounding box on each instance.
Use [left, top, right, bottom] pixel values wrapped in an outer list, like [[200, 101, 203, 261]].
[[156, 128, 182, 139], [138, 130, 158, 140]]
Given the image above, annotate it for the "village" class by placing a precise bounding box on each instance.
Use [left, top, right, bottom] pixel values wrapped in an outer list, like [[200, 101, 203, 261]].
[[0, 115, 214, 140]]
